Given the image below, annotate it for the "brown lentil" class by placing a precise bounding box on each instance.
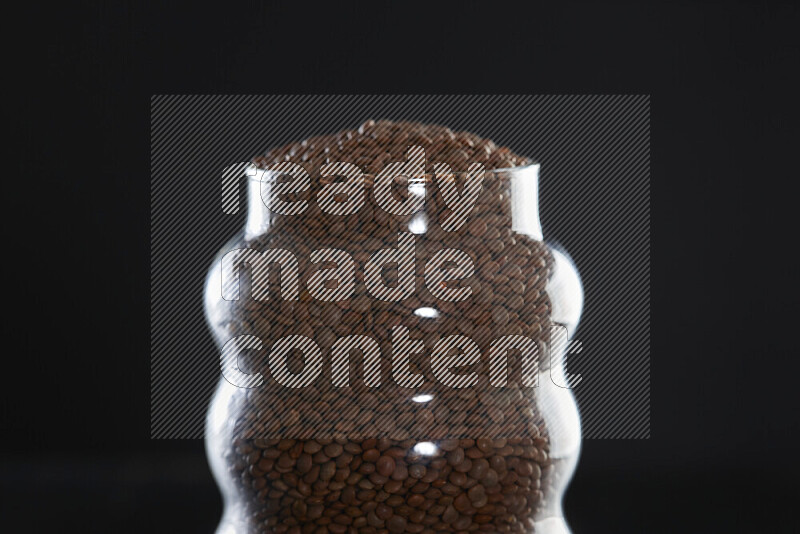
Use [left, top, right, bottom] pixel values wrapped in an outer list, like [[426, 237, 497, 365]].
[[211, 120, 561, 533]]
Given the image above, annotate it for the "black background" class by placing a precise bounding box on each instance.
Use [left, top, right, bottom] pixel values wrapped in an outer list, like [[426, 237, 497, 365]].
[[3, 2, 799, 533]]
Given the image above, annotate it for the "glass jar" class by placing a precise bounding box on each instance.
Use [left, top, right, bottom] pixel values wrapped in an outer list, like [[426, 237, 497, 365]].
[[205, 162, 583, 534]]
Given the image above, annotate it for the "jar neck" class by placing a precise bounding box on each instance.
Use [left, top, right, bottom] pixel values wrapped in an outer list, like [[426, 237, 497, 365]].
[[244, 164, 543, 241]]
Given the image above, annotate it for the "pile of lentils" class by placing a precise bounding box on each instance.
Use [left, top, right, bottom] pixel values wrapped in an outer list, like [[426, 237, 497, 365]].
[[217, 120, 559, 533]]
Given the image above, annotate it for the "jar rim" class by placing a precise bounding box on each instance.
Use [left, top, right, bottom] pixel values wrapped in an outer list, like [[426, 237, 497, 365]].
[[245, 161, 540, 182]]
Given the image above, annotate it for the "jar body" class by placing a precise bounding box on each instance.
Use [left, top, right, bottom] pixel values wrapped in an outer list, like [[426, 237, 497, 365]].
[[205, 164, 582, 534]]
